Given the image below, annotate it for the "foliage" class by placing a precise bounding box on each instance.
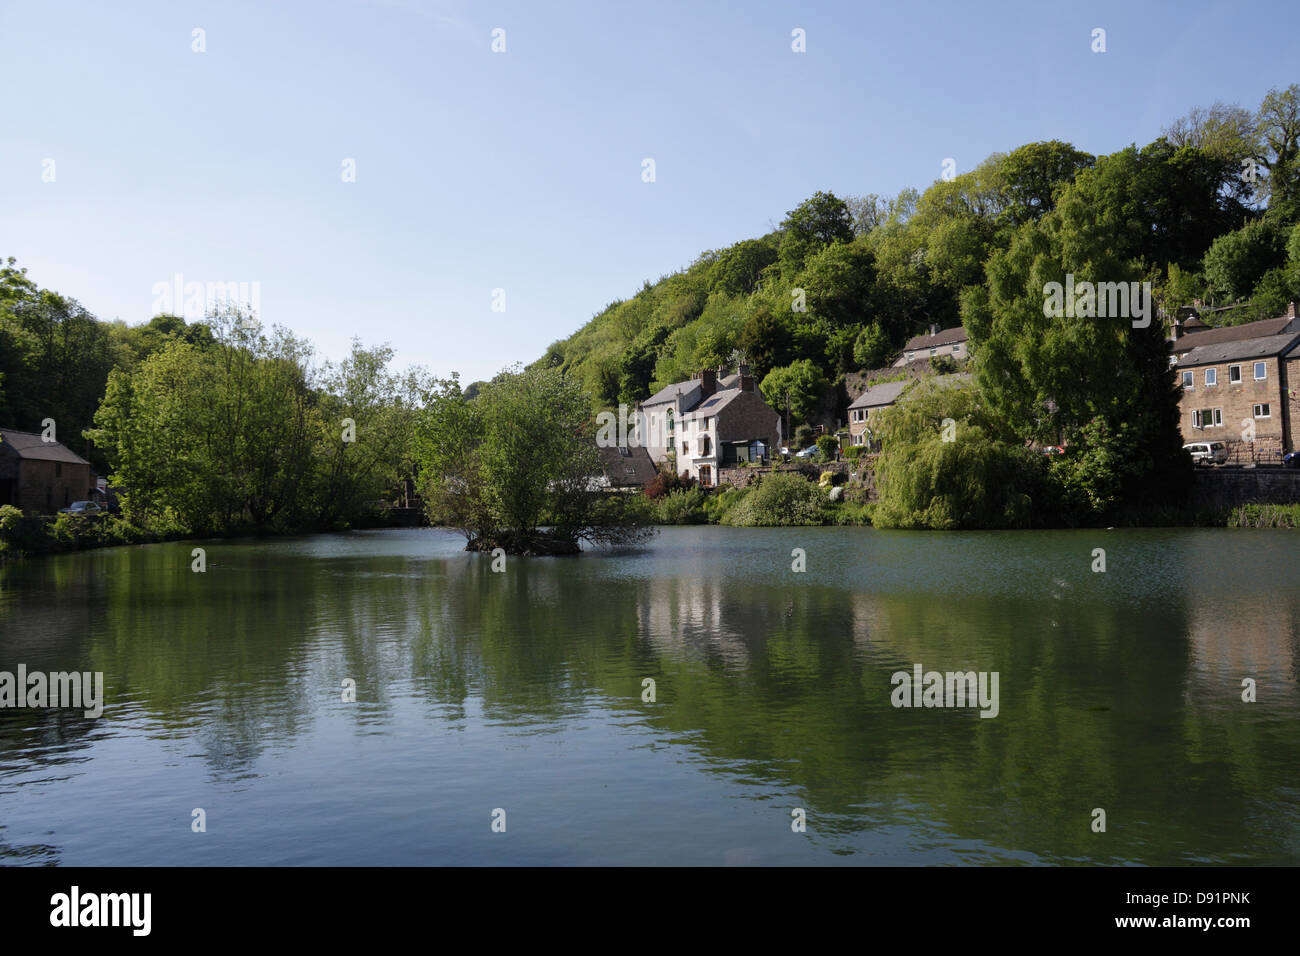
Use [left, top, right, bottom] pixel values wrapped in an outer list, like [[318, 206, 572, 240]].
[[1227, 503, 1300, 529], [722, 473, 831, 527], [761, 360, 829, 427], [816, 435, 838, 460], [414, 365, 653, 552], [873, 379, 1047, 529], [655, 488, 709, 525], [643, 466, 697, 500]]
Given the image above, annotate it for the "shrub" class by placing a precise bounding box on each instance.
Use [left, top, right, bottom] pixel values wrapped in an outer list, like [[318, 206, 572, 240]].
[[723, 473, 830, 526], [816, 435, 838, 460], [832, 500, 874, 525], [703, 485, 747, 523], [644, 467, 698, 500], [656, 488, 709, 524]]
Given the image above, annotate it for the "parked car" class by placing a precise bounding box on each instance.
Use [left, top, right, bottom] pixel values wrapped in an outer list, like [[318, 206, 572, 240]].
[[1284, 450, 1300, 470], [1183, 441, 1229, 465], [794, 445, 820, 459], [1039, 445, 1065, 456], [58, 500, 105, 516]]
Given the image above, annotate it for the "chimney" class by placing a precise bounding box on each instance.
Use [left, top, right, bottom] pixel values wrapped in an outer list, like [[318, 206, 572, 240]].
[[740, 374, 755, 392], [1287, 301, 1299, 319], [737, 362, 750, 378], [929, 323, 938, 336], [700, 368, 717, 397]]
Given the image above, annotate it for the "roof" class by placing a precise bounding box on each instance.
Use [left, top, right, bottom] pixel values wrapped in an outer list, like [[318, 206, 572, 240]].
[[902, 325, 967, 351], [1171, 316, 1295, 353], [0, 428, 91, 465], [642, 373, 741, 408], [849, 378, 912, 409], [595, 443, 658, 488], [683, 387, 746, 417], [1176, 333, 1300, 368]]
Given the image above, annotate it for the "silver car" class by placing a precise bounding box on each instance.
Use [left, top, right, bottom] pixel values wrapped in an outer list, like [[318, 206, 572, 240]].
[[1183, 441, 1228, 465]]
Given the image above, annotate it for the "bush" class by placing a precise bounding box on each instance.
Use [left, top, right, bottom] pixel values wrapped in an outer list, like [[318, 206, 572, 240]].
[[723, 473, 830, 526], [656, 488, 709, 524], [703, 485, 747, 524], [644, 467, 698, 500], [816, 435, 838, 460], [831, 500, 875, 525]]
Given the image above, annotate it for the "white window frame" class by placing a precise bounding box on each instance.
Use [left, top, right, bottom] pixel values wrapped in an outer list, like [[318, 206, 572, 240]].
[[1204, 368, 1217, 387], [1193, 408, 1224, 429], [952, 342, 963, 353], [1254, 403, 1271, 419], [1254, 361, 1267, 381], [1181, 370, 1194, 390], [1229, 365, 1241, 384]]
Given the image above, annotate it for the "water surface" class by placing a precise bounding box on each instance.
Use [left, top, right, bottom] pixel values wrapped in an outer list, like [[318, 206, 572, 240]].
[[1, 526, 1297, 865]]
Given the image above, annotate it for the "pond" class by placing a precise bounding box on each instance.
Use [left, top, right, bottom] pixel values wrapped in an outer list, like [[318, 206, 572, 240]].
[[0, 525, 1297, 865]]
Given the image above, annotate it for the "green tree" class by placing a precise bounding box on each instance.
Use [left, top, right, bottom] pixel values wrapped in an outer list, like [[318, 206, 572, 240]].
[[778, 191, 854, 277], [759, 359, 829, 426], [414, 365, 652, 554]]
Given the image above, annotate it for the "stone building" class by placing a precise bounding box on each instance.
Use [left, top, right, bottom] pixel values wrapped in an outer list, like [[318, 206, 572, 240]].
[[0, 428, 95, 513], [847, 379, 913, 450], [894, 325, 970, 367], [638, 365, 782, 487], [1173, 305, 1300, 460]]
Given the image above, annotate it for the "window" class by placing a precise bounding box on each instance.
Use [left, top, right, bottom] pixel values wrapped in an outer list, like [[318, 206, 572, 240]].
[[704, 417, 712, 431], [1181, 370, 1193, 389], [1229, 365, 1241, 384], [681, 442, 688, 455], [699, 465, 712, 487], [1254, 403, 1271, 418], [953, 343, 963, 353], [699, 436, 711, 456], [666, 410, 674, 433], [930, 348, 937, 357], [1193, 408, 1223, 428], [1254, 361, 1267, 380], [906, 352, 914, 361], [1204, 368, 1217, 386]]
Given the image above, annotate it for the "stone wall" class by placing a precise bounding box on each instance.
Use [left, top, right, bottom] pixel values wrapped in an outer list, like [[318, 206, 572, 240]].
[[1190, 468, 1300, 511]]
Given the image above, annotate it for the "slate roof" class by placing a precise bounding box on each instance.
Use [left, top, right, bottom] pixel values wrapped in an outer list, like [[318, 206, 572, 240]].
[[1171, 316, 1295, 353], [642, 373, 741, 408], [902, 326, 967, 351], [848, 378, 913, 410], [684, 387, 746, 417], [1176, 333, 1300, 368], [596, 443, 658, 488], [0, 428, 91, 465]]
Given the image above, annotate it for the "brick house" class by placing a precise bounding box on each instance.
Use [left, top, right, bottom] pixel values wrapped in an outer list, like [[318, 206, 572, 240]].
[[1172, 306, 1300, 460], [639, 365, 782, 487], [0, 428, 95, 513], [894, 325, 970, 367]]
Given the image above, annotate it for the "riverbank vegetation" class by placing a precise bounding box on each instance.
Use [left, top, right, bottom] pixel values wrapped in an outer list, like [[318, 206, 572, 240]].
[[5, 86, 1300, 540]]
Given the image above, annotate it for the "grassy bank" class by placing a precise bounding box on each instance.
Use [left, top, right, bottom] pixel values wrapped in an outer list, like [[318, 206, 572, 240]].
[[0, 504, 426, 564]]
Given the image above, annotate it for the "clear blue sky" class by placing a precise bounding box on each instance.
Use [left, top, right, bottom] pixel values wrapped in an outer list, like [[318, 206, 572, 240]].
[[2, 0, 1297, 383]]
